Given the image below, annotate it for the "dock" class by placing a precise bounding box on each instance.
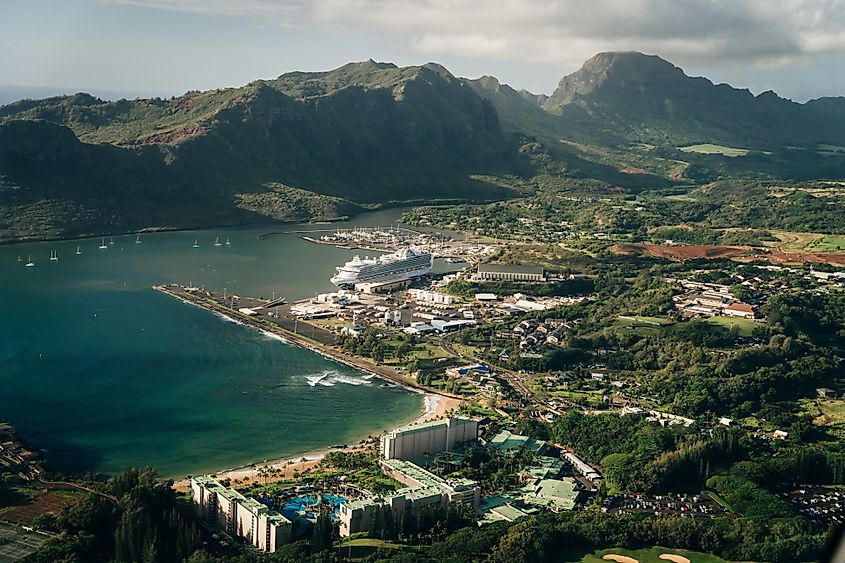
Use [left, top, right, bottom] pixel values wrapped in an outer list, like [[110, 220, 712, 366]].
[[153, 284, 462, 400]]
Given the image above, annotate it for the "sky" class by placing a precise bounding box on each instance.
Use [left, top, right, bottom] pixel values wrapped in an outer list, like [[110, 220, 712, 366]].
[[1, 0, 845, 103]]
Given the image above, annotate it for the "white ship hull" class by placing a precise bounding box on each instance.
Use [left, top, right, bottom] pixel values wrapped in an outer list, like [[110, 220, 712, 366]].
[[330, 248, 433, 288]]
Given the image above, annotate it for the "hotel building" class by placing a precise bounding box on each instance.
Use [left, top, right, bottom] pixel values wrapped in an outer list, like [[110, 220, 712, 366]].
[[190, 476, 292, 552]]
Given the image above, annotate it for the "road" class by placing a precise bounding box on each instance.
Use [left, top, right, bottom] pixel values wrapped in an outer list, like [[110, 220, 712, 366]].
[[439, 332, 557, 411]]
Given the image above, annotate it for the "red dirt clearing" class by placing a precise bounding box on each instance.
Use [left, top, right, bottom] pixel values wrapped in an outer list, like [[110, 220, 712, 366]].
[[613, 243, 845, 265], [1, 492, 74, 525]]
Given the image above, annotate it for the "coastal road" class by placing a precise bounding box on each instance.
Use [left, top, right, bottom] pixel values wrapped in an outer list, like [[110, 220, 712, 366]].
[[155, 285, 463, 402]]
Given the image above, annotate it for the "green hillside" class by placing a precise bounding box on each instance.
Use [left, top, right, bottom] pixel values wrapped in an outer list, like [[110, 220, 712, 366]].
[[2, 53, 845, 243], [0, 62, 527, 242]]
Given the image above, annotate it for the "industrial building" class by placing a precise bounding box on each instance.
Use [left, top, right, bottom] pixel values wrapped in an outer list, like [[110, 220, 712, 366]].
[[380, 416, 479, 462], [190, 476, 291, 552], [476, 264, 546, 282]]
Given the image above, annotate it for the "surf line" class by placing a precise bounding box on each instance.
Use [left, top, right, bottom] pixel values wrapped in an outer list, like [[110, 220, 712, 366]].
[[151, 284, 461, 400]]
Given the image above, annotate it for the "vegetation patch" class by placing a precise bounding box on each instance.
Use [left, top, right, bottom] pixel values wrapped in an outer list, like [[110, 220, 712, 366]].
[[678, 144, 751, 157]]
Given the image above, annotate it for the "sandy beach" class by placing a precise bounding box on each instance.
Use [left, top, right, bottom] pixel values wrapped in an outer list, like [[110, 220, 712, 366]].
[[172, 391, 461, 492]]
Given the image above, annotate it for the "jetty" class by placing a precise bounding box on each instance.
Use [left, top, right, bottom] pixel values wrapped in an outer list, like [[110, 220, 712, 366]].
[[153, 284, 462, 400]]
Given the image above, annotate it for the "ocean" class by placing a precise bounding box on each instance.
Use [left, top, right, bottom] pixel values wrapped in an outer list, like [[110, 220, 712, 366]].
[[0, 209, 437, 477]]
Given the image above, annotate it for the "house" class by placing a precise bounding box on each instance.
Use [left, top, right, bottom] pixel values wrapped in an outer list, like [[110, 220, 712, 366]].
[[817, 388, 836, 399], [724, 302, 755, 320], [718, 417, 734, 426], [773, 430, 789, 440]]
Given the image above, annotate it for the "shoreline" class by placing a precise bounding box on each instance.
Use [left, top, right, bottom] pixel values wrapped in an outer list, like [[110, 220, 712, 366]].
[[157, 283, 464, 490], [153, 284, 463, 400], [172, 391, 461, 491]]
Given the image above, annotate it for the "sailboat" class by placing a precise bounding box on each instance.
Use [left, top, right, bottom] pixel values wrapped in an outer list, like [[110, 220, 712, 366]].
[[25, 254, 35, 267], [192, 240, 199, 248], [225, 237, 231, 247], [109, 236, 115, 245], [213, 236, 222, 247], [49, 249, 59, 262], [99, 238, 108, 249], [75, 245, 82, 255], [16, 256, 22, 262], [135, 235, 141, 244]]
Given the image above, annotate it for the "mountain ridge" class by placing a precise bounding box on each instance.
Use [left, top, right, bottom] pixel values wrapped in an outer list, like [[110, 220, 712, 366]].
[[2, 53, 845, 243]]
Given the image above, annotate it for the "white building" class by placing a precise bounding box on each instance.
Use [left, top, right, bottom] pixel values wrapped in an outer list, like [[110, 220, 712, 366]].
[[380, 416, 478, 461], [191, 476, 291, 552]]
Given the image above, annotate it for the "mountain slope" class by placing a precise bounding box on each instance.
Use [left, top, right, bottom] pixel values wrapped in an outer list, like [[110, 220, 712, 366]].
[[543, 51, 845, 148], [0, 62, 525, 242]]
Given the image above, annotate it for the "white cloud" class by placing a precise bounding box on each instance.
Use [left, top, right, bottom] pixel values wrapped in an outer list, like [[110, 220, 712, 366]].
[[99, 0, 304, 26], [308, 0, 845, 68], [98, 0, 845, 69]]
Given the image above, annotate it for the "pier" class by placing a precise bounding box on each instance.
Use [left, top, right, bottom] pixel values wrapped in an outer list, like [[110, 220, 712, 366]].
[[153, 284, 463, 400]]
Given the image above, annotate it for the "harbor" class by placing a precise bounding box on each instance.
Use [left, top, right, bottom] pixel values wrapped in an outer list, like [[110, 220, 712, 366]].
[[296, 224, 496, 265], [153, 283, 465, 401]]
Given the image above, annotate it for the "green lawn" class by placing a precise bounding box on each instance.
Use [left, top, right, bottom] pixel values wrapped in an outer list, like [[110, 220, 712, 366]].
[[815, 399, 845, 425], [678, 144, 750, 157], [567, 546, 742, 563], [702, 316, 759, 337], [613, 316, 673, 336], [808, 235, 845, 252]]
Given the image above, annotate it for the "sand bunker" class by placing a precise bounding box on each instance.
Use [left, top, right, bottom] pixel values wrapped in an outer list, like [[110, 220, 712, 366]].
[[602, 555, 639, 563], [659, 554, 691, 563]]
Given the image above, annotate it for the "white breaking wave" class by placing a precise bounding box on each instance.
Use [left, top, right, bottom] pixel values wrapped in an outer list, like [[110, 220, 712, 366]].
[[212, 310, 245, 326], [303, 370, 373, 387], [260, 330, 291, 344]]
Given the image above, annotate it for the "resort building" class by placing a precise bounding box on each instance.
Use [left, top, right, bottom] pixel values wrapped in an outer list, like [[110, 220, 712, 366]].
[[380, 416, 479, 462], [488, 430, 549, 455], [338, 458, 481, 536], [476, 264, 546, 282], [190, 476, 292, 552]]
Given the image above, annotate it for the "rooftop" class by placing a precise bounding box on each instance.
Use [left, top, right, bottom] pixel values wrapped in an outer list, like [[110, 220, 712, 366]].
[[477, 263, 544, 275], [389, 415, 475, 436], [488, 430, 548, 454]]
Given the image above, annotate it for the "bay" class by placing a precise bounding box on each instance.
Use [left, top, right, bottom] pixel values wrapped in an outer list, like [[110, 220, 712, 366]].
[[0, 209, 438, 477]]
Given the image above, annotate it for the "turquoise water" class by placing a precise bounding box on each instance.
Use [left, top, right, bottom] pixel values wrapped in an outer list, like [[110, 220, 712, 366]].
[[0, 209, 432, 477]]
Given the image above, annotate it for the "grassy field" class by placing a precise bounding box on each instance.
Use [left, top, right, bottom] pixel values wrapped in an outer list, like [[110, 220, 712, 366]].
[[678, 144, 750, 157], [815, 399, 845, 425], [703, 316, 759, 337], [568, 546, 741, 563], [808, 235, 845, 252], [613, 316, 673, 336], [764, 230, 823, 252]]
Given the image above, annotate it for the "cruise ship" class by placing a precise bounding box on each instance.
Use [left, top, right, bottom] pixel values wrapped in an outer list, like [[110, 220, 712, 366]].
[[330, 248, 433, 288]]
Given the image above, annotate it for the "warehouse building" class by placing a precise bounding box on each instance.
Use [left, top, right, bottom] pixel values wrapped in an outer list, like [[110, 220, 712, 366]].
[[477, 264, 546, 282]]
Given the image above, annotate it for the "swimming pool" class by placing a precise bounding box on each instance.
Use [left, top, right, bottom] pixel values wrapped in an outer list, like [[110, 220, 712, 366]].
[[281, 493, 347, 520]]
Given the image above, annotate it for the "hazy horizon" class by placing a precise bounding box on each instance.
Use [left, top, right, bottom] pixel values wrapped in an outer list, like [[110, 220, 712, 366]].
[[2, 0, 845, 105]]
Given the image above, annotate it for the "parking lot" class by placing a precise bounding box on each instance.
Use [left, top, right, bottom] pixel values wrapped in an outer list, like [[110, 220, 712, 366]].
[[0, 523, 49, 562], [602, 493, 726, 517], [781, 487, 845, 526]]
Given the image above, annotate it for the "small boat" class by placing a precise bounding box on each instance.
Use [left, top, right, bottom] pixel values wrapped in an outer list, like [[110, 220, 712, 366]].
[[49, 250, 58, 262], [192, 240, 200, 248], [109, 236, 114, 245], [135, 235, 142, 244], [16, 256, 22, 262], [99, 238, 108, 250], [25, 254, 35, 267], [225, 237, 231, 247], [213, 236, 222, 247], [75, 245, 82, 255]]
